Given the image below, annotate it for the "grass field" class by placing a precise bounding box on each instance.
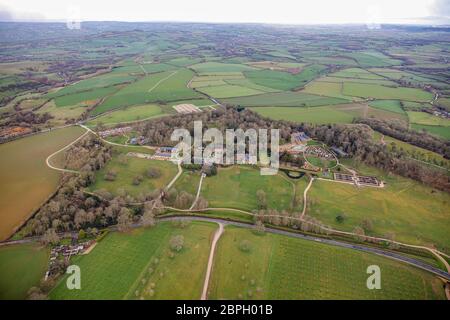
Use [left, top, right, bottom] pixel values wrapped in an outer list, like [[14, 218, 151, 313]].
[[89, 153, 178, 196], [201, 166, 295, 211], [191, 62, 255, 73], [172, 170, 202, 196], [93, 69, 201, 115], [86, 104, 168, 126], [48, 73, 136, 98], [0, 126, 85, 241], [308, 163, 450, 252], [372, 131, 450, 168], [407, 111, 450, 127], [54, 86, 119, 107], [208, 226, 445, 299], [343, 83, 433, 102], [244, 64, 326, 91], [197, 84, 263, 98], [368, 100, 406, 115], [50, 221, 216, 300], [0, 243, 49, 300], [411, 124, 450, 140], [250, 106, 355, 124], [223, 91, 348, 107]]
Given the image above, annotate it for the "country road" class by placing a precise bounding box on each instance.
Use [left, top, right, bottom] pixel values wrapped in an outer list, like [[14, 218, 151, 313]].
[[2, 215, 449, 282], [201, 222, 224, 300]]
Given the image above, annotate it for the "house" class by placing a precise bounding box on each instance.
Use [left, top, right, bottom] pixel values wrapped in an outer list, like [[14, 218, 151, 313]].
[[291, 132, 310, 144]]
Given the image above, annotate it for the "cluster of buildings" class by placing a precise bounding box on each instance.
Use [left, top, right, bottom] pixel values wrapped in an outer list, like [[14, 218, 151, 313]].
[[431, 109, 450, 119], [128, 136, 149, 145], [98, 126, 132, 138], [305, 145, 335, 160], [46, 240, 96, 279], [334, 173, 383, 187]]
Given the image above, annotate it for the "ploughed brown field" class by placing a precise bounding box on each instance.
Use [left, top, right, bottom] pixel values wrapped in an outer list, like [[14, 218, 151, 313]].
[[0, 126, 85, 241]]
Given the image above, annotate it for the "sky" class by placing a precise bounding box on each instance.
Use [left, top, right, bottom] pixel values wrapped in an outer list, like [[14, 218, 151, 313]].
[[0, 0, 449, 25]]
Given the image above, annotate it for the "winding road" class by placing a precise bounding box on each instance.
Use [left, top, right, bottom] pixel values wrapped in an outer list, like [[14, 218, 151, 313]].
[[201, 222, 224, 300]]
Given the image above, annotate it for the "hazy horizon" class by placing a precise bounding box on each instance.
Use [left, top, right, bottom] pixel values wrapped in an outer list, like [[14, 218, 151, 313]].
[[0, 0, 449, 25]]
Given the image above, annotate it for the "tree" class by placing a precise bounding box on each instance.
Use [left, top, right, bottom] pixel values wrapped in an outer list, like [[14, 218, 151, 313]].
[[104, 169, 117, 181], [361, 218, 373, 232], [255, 220, 265, 234], [256, 190, 267, 210], [41, 228, 59, 245], [78, 229, 86, 239], [352, 226, 366, 242], [146, 168, 162, 179], [141, 208, 156, 227], [117, 207, 132, 232], [335, 214, 346, 223], [170, 235, 184, 252]]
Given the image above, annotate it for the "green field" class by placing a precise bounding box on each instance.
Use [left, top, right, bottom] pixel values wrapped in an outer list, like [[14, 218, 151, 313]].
[[54, 86, 119, 107], [47, 73, 136, 98], [89, 153, 178, 197], [201, 166, 295, 211], [244, 64, 326, 91], [197, 84, 263, 98], [250, 105, 355, 124], [343, 83, 433, 102], [0, 243, 49, 300], [93, 69, 201, 115], [208, 226, 445, 300], [191, 62, 256, 73], [407, 111, 450, 127], [305, 154, 337, 169], [0, 126, 85, 241], [86, 104, 168, 126], [372, 131, 450, 168], [411, 124, 450, 140], [368, 100, 406, 114], [172, 170, 202, 195], [223, 91, 348, 107], [50, 221, 216, 299], [308, 163, 450, 251]]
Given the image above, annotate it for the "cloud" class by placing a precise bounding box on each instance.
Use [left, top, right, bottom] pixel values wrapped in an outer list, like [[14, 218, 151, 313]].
[[432, 0, 450, 17], [0, 5, 13, 21], [0, 4, 46, 22]]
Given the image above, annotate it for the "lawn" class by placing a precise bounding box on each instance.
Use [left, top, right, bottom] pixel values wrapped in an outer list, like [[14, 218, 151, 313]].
[[208, 226, 445, 299], [172, 170, 202, 196], [0, 126, 85, 241], [89, 153, 178, 197], [308, 164, 450, 252], [250, 106, 355, 124], [201, 166, 294, 211], [0, 243, 49, 299], [86, 104, 168, 126], [49, 221, 217, 300]]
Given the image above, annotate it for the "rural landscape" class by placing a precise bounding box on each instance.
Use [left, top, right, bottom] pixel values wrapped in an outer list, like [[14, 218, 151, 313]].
[[0, 4, 449, 303]]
